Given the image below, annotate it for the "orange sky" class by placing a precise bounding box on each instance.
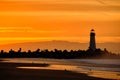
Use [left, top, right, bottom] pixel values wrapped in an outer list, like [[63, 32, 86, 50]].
[[0, 0, 120, 44]]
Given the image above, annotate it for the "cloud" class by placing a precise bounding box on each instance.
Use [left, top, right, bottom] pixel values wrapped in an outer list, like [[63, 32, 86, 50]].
[[0, 0, 120, 12], [0, 27, 32, 32], [0, 27, 32, 30], [0, 11, 119, 22], [0, 36, 120, 43], [0, 27, 64, 33], [96, 0, 106, 5]]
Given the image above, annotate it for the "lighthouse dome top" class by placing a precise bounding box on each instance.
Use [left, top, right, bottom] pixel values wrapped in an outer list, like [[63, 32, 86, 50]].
[[91, 29, 95, 31], [91, 29, 95, 33]]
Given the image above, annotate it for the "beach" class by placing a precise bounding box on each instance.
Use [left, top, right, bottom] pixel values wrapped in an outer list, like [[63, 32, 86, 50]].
[[0, 58, 120, 80]]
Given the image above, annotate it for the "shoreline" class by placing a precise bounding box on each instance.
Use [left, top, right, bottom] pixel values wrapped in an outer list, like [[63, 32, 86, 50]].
[[0, 61, 110, 80], [0, 58, 120, 80]]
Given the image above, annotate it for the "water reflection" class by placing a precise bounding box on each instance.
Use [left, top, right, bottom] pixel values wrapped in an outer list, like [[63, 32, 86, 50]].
[[17, 65, 76, 71], [17, 64, 120, 79]]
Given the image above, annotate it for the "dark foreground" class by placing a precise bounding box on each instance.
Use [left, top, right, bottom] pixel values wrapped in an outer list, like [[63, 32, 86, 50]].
[[0, 62, 111, 80]]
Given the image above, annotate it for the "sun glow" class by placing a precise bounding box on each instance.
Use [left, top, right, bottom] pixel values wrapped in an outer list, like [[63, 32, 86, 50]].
[[0, 0, 120, 44]]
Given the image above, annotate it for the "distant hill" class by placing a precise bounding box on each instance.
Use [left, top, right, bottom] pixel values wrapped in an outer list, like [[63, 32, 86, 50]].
[[0, 40, 119, 54], [0, 40, 88, 51]]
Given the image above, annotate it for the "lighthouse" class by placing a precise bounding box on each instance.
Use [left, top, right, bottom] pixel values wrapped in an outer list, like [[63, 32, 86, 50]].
[[89, 29, 96, 51]]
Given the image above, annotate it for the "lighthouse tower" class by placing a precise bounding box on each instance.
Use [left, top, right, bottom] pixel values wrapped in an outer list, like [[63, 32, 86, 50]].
[[89, 29, 96, 51]]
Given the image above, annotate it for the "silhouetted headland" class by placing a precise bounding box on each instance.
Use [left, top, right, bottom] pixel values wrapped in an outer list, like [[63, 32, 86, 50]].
[[0, 48, 119, 59]]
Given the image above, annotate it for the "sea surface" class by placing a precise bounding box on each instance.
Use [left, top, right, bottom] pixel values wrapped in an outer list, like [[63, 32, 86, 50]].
[[1, 58, 120, 79]]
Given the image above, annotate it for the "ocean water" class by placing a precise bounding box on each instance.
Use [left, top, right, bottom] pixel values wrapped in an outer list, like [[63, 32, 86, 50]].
[[1, 58, 120, 71], [1, 58, 120, 79]]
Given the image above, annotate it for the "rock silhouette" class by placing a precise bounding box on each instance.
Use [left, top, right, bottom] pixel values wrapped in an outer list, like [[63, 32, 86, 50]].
[[0, 48, 119, 59]]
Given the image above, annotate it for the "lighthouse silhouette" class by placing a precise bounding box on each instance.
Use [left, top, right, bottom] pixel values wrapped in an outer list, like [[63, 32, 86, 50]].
[[89, 29, 96, 51]]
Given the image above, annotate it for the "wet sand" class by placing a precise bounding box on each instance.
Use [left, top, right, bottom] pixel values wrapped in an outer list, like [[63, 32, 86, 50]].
[[0, 61, 110, 80]]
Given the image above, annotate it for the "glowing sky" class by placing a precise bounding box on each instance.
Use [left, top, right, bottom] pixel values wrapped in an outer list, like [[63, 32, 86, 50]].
[[0, 0, 120, 44]]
